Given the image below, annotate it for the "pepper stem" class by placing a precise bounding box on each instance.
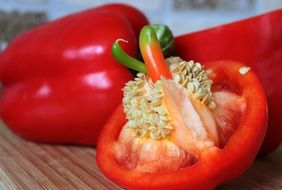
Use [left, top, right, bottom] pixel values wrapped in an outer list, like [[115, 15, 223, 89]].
[[112, 39, 147, 73], [139, 25, 172, 82], [151, 24, 174, 56]]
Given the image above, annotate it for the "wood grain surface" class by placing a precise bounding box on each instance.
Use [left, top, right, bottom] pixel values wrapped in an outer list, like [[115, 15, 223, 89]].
[[0, 122, 281, 190]]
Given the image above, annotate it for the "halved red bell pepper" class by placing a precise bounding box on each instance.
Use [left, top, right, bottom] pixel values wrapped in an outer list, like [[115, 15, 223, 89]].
[[97, 62, 267, 190], [97, 26, 267, 190], [0, 4, 148, 145], [175, 9, 282, 154]]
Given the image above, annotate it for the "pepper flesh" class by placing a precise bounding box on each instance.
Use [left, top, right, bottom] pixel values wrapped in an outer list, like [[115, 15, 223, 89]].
[[175, 9, 282, 154], [114, 57, 244, 173], [97, 60, 267, 190], [0, 4, 149, 145]]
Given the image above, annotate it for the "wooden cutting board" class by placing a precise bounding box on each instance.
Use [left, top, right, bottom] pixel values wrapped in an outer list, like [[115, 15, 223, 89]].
[[0, 122, 281, 190]]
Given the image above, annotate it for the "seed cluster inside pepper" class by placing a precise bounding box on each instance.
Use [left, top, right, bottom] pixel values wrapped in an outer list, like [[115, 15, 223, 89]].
[[123, 57, 216, 140]]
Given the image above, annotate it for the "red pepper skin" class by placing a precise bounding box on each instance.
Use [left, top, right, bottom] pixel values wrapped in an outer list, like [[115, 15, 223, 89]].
[[175, 9, 282, 154], [97, 61, 267, 190], [0, 3, 148, 84], [0, 4, 149, 145], [95, 4, 149, 38]]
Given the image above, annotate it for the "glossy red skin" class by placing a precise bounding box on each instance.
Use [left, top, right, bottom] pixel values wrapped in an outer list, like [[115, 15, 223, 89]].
[[97, 61, 267, 190], [0, 4, 149, 145], [175, 9, 282, 154], [95, 4, 149, 38]]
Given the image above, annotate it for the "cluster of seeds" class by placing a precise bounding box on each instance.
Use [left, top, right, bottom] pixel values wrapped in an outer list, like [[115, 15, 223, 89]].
[[167, 57, 216, 109], [123, 57, 216, 140], [123, 73, 173, 140]]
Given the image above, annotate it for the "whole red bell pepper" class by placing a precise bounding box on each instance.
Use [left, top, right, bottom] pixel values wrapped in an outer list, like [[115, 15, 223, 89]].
[[97, 25, 267, 190], [0, 4, 148, 145], [175, 9, 282, 154]]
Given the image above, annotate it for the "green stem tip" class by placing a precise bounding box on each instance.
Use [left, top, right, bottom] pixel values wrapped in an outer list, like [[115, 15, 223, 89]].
[[112, 39, 147, 73]]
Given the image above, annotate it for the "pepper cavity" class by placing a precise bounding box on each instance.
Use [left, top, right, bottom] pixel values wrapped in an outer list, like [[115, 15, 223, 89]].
[[116, 57, 223, 173]]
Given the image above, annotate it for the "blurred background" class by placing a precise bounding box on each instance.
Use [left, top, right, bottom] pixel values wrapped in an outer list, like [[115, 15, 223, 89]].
[[0, 0, 282, 50]]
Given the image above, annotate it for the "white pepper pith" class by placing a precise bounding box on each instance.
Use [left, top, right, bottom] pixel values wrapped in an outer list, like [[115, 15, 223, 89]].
[[123, 57, 216, 140]]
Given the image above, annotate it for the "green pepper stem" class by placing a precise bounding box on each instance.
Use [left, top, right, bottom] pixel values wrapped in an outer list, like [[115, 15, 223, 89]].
[[139, 25, 172, 82], [151, 24, 174, 54], [112, 39, 147, 73]]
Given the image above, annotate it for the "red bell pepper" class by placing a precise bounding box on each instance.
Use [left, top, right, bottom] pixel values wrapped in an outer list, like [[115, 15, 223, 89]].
[[175, 9, 282, 154], [97, 25, 267, 190], [0, 4, 148, 145]]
